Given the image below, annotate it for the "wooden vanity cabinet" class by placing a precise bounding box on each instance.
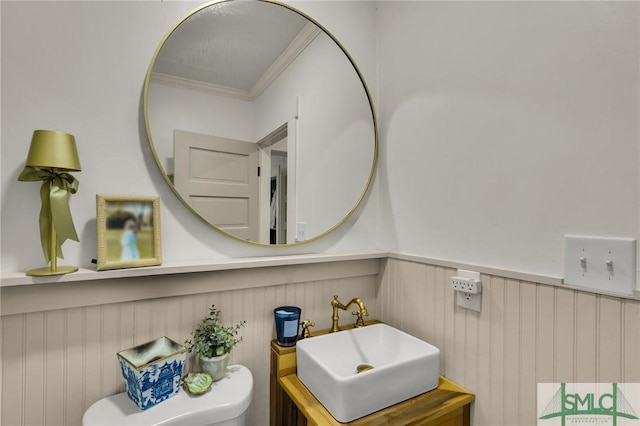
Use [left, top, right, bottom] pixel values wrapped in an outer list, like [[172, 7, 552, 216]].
[[270, 329, 474, 426], [270, 341, 305, 425]]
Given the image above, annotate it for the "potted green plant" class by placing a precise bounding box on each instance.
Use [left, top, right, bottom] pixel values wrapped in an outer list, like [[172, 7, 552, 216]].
[[185, 304, 246, 381]]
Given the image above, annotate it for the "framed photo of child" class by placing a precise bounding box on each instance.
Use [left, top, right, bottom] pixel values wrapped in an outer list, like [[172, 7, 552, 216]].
[[96, 194, 162, 271]]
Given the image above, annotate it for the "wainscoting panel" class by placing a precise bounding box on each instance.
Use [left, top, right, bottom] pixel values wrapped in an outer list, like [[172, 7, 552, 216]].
[[376, 258, 640, 426], [1, 264, 378, 426], [5, 255, 640, 425]]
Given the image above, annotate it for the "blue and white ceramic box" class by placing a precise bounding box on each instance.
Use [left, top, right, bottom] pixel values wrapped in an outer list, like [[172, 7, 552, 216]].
[[117, 336, 187, 410]]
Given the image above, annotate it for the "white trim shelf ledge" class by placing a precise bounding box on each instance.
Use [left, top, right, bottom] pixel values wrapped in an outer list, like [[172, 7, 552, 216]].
[[0, 252, 387, 316], [0, 251, 389, 288]]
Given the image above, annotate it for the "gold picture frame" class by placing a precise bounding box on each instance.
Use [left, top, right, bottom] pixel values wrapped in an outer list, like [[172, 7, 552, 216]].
[[96, 194, 162, 271]]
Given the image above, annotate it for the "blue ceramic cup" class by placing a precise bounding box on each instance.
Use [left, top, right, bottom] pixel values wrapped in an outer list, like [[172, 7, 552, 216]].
[[274, 306, 301, 347]]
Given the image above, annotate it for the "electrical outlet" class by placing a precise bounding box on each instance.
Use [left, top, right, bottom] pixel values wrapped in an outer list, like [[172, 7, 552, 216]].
[[451, 269, 482, 312], [456, 292, 481, 312], [449, 276, 482, 293], [296, 222, 307, 242]]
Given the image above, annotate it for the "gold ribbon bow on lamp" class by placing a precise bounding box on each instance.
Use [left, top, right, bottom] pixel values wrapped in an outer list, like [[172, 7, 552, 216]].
[[18, 130, 81, 276]]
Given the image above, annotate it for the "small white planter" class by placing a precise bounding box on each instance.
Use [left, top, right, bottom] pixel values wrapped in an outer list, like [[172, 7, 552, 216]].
[[199, 353, 230, 381]]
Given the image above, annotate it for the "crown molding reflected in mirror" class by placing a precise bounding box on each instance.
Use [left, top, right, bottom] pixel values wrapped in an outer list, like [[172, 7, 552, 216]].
[[143, 0, 377, 246]]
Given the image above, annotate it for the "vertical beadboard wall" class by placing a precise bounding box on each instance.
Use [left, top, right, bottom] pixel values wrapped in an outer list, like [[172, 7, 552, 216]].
[[4, 256, 640, 426], [1, 273, 377, 426], [376, 258, 640, 426]]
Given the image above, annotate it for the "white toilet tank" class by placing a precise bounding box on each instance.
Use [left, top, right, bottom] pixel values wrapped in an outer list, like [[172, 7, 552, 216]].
[[82, 365, 252, 426]]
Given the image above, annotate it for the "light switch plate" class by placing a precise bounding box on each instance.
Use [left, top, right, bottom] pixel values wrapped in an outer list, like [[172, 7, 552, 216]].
[[563, 235, 637, 296]]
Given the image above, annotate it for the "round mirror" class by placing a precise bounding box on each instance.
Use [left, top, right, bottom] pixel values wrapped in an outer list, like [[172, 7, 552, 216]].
[[144, 0, 377, 245]]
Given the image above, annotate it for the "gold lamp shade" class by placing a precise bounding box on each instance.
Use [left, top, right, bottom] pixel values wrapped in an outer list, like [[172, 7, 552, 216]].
[[26, 130, 81, 171], [19, 129, 82, 276]]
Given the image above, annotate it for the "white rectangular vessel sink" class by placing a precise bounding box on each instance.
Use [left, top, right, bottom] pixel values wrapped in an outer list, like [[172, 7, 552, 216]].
[[296, 323, 440, 422]]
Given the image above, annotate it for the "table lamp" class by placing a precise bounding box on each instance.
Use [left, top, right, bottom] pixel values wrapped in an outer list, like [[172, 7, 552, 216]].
[[18, 130, 81, 276]]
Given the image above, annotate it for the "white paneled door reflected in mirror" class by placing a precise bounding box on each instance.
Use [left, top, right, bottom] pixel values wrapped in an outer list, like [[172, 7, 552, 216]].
[[144, 0, 377, 246]]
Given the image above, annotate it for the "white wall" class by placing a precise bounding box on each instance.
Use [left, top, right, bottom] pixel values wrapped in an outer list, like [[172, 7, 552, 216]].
[[0, 1, 379, 273], [377, 1, 640, 278], [5, 0, 635, 281]]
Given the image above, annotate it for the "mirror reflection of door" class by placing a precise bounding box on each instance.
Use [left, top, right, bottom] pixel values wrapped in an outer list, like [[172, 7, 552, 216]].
[[174, 130, 259, 241], [175, 127, 292, 245], [270, 150, 287, 244], [259, 123, 289, 245]]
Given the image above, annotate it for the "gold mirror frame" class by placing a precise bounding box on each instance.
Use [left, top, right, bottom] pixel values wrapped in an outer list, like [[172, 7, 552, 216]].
[[143, 0, 378, 246]]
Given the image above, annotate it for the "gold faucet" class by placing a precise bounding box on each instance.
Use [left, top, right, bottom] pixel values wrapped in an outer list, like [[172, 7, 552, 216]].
[[330, 295, 369, 332], [300, 320, 315, 339]]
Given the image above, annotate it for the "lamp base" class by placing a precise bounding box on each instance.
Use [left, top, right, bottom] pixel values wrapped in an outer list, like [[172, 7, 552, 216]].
[[26, 265, 79, 277]]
